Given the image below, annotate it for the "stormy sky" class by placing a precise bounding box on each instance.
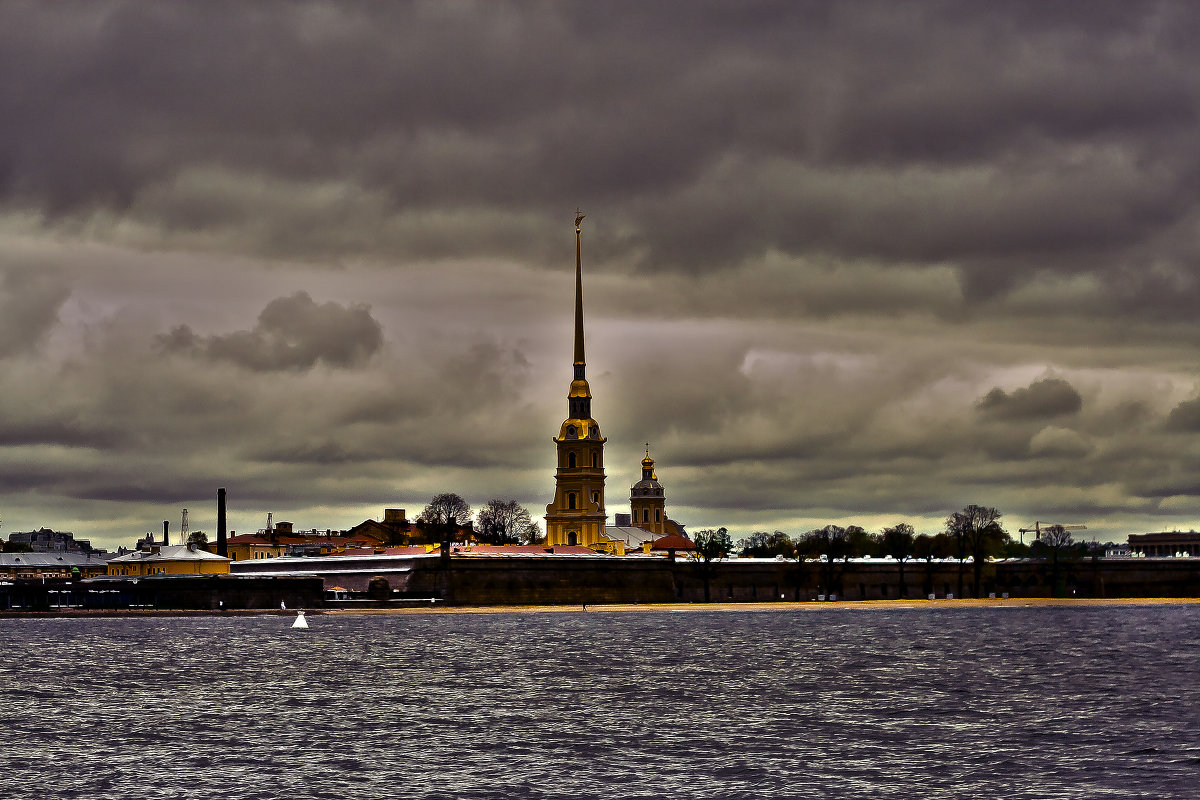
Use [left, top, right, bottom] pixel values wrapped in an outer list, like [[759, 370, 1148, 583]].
[[3, 1, 1200, 548]]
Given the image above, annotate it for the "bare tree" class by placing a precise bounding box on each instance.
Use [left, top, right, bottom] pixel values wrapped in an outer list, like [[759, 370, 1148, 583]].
[[737, 531, 796, 559], [913, 532, 954, 597], [418, 493, 471, 526], [475, 499, 539, 545], [1034, 524, 1076, 597], [881, 523, 915, 598], [800, 525, 848, 599], [418, 493, 471, 564], [946, 505, 1005, 598], [692, 528, 732, 602], [845, 525, 876, 559]]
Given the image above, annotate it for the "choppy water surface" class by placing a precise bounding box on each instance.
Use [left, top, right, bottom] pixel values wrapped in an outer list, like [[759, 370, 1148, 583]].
[[2, 605, 1199, 799]]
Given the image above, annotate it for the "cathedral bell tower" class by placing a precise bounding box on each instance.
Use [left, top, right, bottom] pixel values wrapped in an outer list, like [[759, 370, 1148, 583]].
[[545, 214, 608, 548]]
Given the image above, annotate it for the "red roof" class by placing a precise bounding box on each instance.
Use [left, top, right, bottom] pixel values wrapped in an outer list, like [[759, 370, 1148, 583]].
[[460, 545, 554, 554], [651, 534, 696, 551], [342, 546, 428, 556], [446, 544, 598, 555], [226, 534, 278, 545]]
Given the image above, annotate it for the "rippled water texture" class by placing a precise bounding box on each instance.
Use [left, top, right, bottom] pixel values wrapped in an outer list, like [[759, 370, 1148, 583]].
[[2, 606, 1199, 799]]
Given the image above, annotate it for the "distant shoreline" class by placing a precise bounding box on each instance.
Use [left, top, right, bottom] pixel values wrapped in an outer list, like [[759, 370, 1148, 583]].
[[3, 596, 1199, 618], [323, 597, 1200, 614]]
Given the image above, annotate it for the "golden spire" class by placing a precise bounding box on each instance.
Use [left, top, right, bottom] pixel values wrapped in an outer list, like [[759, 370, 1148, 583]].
[[574, 210, 586, 369]]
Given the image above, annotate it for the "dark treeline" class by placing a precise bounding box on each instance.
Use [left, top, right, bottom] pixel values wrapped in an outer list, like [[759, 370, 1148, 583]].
[[373, 493, 546, 549], [733, 506, 1103, 599]]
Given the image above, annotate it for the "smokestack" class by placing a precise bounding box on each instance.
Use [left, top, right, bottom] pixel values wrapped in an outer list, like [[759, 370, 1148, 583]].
[[217, 488, 228, 558], [163, 520, 170, 546]]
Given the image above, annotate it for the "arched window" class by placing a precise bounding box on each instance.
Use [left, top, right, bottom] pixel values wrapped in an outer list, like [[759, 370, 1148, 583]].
[[568, 493, 577, 510], [655, 509, 661, 523], [643, 509, 649, 522], [568, 532, 578, 546], [568, 452, 576, 469], [591, 452, 598, 468]]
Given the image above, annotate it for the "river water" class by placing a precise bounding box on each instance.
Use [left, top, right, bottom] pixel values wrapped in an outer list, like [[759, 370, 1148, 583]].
[[1, 605, 1198, 799]]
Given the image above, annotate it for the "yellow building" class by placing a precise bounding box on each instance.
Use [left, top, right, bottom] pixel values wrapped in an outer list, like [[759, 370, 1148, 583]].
[[630, 450, 667, 535], [223, 533, 288, 562], [107, 544, 231, 576], [545, 214, 615, 551], [630, 449, 687, 537]]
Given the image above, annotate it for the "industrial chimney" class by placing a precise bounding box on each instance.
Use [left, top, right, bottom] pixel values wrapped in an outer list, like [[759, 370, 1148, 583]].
[[217, 487, 228, 558], [163, 520, 170, 546]]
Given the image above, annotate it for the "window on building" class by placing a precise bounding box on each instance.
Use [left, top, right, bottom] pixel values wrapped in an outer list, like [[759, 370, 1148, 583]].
[[655, 510, 661, 522], [568, 452, 576, 469], [643, 509, 649, 522], [591, 453, 598, 468], [568, 493, 577, 510]]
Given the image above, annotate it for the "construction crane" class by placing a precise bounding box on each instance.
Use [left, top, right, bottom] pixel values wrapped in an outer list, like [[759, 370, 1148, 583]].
[[1018, 521, 1086, 545]]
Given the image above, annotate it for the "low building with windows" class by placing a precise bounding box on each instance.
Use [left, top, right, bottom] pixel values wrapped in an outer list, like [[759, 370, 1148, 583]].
[[1128, 531, 1200, 557], [106, 544, 231, 576], [0, 552, 109, 579], [224, 533, 288, 562]]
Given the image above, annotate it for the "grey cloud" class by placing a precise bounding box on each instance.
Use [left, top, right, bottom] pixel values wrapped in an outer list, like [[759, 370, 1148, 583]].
[[1165, 398, 1200, 433], [8, 2, 1200, 548], [0, 266, 70, 357], [158, 292, 383, 370], [0, 419, 122, 449], [2, 2, 1197, 315], [977, 378, 1083, 421]]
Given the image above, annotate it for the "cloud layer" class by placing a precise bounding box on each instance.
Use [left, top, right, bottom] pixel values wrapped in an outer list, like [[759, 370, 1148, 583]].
[[3, 2, 1200, 546]]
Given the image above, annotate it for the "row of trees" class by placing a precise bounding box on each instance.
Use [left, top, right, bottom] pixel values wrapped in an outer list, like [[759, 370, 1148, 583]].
[[399, 493, 543, 547], [394, 498, 1093, 598], [731, 506, 1097, 599]]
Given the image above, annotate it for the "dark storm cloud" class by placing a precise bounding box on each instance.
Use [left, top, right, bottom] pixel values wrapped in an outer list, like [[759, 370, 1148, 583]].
[[3, 1, 1198, 315], [1165, 398, 1200, 433], [6, 2, 1200, 546], [157, 292, 383, 370], [976, 378, 1084, 421]]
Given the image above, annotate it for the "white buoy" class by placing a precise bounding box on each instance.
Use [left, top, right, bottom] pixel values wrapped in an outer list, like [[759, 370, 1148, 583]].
[[292, 610, 308, 629]]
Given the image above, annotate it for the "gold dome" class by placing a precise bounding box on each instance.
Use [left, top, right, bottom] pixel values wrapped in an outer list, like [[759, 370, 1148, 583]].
[[569, 379, 592, 398]]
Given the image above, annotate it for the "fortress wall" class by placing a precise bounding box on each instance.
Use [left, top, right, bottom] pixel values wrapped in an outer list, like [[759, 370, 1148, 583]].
[[1, 575, 324, 611], [400, 556, 680, 605], [5, 559, 1199, 610], [394, 557, 1200, 605]]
